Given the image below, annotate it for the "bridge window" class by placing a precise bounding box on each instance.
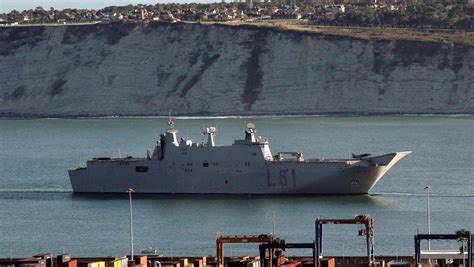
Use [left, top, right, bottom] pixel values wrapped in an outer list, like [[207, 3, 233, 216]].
[[203, 162, 209, 167], [136, 166, 149, 173]]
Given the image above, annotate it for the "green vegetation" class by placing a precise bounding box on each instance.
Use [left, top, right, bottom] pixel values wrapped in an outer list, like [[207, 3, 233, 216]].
[[312, 3, 473, 30]]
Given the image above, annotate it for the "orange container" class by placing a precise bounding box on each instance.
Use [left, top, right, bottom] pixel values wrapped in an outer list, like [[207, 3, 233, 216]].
[[320, 258, 335, 267], [134, 257, 147, 265], [277, 256, 286, 265]]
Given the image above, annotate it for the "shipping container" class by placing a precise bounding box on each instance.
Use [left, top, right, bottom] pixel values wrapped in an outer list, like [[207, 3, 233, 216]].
[[106, 259, 122, 267], [245, 261, 255, 267], [57, 254, 71, 264], [33, 254, 52, 260], [87, 261, 106, 267], [280, 261, 301, 267], [121, 258, 128, 267], [319, 258, 335, 267], [226, 259, 242, 267], [277, 256, 286, 266], [134, 257, 147, 265], [66, 260, 78, 267], [33, 254, 52, 267]]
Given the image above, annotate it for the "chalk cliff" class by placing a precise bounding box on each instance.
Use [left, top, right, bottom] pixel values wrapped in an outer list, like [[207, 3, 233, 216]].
[[0, 22, 473, 117]]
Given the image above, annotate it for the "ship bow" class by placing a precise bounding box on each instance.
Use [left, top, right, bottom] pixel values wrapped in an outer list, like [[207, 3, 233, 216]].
[[364, 151, 412, 191]]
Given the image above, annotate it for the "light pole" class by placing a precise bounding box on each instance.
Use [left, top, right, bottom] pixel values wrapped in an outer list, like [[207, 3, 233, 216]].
[[424, 186, 431, 251], [128, 188, 135, 261]]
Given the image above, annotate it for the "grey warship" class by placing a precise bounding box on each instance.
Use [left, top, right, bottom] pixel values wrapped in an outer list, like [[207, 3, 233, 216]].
[[69, 118, 411, 194]]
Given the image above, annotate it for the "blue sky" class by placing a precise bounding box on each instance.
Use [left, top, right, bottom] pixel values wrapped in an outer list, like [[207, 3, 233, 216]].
[[0, 0, 214, 13]]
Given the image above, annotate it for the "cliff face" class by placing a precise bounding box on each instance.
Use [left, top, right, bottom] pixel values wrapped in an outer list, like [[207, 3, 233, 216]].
[[0, 23, 473, 116]]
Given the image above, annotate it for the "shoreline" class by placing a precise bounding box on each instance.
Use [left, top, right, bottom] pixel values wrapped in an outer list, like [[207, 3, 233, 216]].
[[0, 114, 474, 121], [1, 112, 473, 120]]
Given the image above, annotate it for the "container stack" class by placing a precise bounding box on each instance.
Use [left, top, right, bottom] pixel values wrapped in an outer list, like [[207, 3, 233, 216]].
[[106, 258, 127, 267], [13, 257, 45, 267], [33, 254, 53, 267], [130, 256, 147, 267], [280, 260, 301, 267], [179, 258, 194, 267], [245, 258, 260, 267], [319, 258, 335, 267], [79, 261, 105, 267], [57, 254, 77, 267], [227, 256, 264, 267], [192, 256, 206, 267]]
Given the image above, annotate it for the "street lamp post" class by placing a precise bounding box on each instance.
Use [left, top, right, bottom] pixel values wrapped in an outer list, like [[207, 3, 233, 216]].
[[128, 188, 135, 261], [424, 186, 431, 251]]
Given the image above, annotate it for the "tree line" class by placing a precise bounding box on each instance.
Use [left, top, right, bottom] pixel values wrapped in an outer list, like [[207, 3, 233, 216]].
[[310, 3, 473, 30]]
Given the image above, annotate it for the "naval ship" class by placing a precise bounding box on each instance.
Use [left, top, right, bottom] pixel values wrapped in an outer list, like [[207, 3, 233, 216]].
[[69, 118, 411, 194]]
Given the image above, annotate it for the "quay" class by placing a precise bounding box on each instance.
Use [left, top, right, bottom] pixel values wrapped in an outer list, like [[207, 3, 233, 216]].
[[1, 216, 471, 267], [0, 253, 470, 267], [0, 255, 415, 267]]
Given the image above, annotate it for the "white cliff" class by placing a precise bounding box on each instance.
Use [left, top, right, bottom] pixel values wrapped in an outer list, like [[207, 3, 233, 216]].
[[0, 22, 472, 117]]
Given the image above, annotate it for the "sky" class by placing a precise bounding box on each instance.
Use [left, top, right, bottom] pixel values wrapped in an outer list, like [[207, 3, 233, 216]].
[[0, 0, 215, 13]]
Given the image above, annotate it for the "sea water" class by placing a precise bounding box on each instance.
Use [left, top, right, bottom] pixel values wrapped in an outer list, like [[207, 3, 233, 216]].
[[0, 116, 472, 257]]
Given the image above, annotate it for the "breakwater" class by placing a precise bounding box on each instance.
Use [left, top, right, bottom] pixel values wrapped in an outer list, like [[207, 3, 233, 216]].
[[0, 22, 473, 117]]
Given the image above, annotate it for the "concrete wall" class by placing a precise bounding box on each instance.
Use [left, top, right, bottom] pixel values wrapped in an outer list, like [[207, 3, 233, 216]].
[[0, 23, 472, 117]]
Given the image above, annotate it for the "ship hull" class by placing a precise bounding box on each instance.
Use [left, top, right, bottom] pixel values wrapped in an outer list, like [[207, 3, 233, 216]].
[[69, 152, 410, 195]]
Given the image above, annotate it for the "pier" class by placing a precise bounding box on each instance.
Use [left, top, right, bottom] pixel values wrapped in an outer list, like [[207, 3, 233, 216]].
[[1, 215, 471, 267]]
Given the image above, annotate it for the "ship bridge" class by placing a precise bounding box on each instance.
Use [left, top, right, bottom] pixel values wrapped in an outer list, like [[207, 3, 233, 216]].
[[153, 120, 274, 162]]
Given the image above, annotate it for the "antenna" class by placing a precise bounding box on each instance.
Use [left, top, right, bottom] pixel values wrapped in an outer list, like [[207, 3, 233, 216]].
[[396, 244, 398, 262], [201, 125, 206, 144], [118, 146, 122, 158], [272, 211, 276, 235], [170, 244, 174, 261], [167, 110, 174, 130]]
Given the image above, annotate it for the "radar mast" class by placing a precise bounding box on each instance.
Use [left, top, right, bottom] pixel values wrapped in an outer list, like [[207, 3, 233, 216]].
[[167, 110, 175, 131]]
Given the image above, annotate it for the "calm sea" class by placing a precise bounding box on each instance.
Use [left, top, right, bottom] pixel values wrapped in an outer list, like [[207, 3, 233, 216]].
[[0, 116, 473, 258]]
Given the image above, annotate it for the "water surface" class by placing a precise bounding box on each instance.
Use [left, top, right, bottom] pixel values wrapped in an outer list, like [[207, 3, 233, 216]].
[[0, 116, 472, 257]]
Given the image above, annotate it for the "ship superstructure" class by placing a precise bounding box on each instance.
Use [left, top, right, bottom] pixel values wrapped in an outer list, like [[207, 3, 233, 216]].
[[69, 118, 410, 194]]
